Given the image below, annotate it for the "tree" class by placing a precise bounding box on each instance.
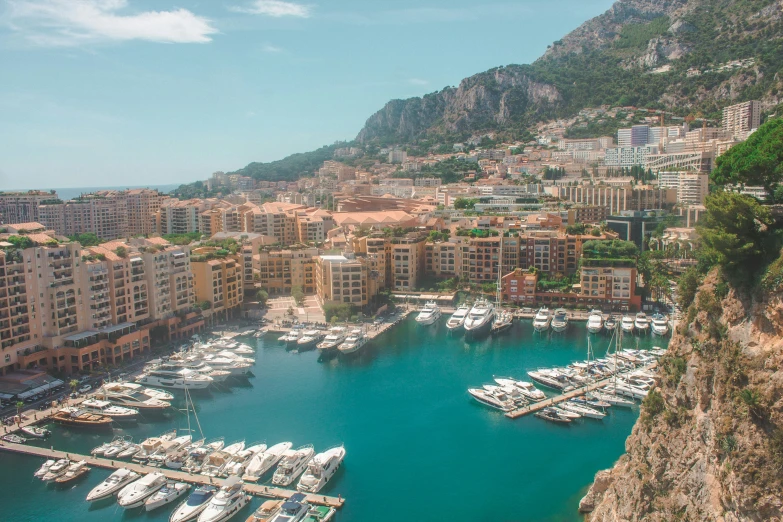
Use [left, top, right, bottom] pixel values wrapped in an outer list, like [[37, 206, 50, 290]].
[[256, 289, 269, 307], [15, 400, 24, 417], [114, 246, 127, 258], [565, 223, 586, 235], [453, 197, 478, 210], [67, 232, 102, 246], [69, 379, 79, 394], [678, 267, 702, 309], [712, 118, 783, 200], [291, 286, 304, 306]]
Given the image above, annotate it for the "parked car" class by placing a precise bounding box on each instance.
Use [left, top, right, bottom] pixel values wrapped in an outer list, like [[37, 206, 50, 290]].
[[77, 384, 92, 393]]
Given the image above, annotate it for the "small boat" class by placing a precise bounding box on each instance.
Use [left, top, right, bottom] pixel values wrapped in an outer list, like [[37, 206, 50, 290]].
[[198, 475, 251, 522], [105, 437, 135, 458], [535, 409, 571, 424], [550, 309, 568, 333], [21, 426, 50, 438], [2, 433, 26, 444], [651, 314, 669, 336], [202, 440, 245, 477], [415, 301, 442, 325], [634, 312, 650, 333], [316, 327, 347, 353], [92, 435, 125, 457], [34, 459, 56, 479], [467, 387, 514, 412], [117, 472, 167, 508], [242, 442, 292, 482], [272, 445, 315, 487], [527, 370, 574, 392], [586, 310, 603, 334], [493, 378, 546, 401], [491, 310, 513, 335], [532, 307, 552, 332], [571, 396, 611, 410], [246, 500, 283, 522], [604, 315, 617, 333], [145, 481, 190, 512], [588, 391, 634, 408], [55, 460, 90, 484], [463, 298, 495, 337], [117, 443, 142, 459], [561, 400, 606, 419], [220, 442, 266, 477], [42, 458, 71, 481], [170, 485, 217, 522], [86, 468, 140, 501], [303, 506, 336, 522], [445, 304, 470, 332], [268, 493, 310, 522], [52, 407, 113, 428], [549, 406, 581, 420], [133, 429, 178, 463], [337, 329, 368, 355], [279, 330, 301, 347], [183, 438, 225, 474], [297, 446, 346, 493], [621, 315, 635, 333]]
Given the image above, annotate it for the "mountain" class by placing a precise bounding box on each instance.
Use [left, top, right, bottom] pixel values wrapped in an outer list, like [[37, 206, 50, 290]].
[[358, 0, 783, 143]]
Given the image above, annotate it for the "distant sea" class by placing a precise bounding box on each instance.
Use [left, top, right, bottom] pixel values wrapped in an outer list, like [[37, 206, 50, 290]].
[[34, 183, 182, 201]]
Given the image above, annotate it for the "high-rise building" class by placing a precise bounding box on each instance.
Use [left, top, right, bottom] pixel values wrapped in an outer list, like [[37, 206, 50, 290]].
[[126, 189, 165, 236], [658, 171, 710, 205], [617, 125, 650, 147], [722, 100, 761, 139], [0, 191, 58, 225], [38, 192, 129, 240], [315, 255, 371, 307]]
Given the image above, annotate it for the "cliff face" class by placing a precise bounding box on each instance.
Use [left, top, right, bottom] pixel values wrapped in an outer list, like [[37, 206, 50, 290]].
[[581, 271, 783, 521]]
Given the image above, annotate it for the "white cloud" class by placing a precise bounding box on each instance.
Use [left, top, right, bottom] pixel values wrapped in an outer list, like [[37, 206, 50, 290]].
[[4, 0, 218, 46], [261, 43, 283, 53], [230, 0, 311, 18], [408, 78, 429, 86]]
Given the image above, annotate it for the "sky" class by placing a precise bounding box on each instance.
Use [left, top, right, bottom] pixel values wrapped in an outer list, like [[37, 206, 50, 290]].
[[0, 0, 615, 190]]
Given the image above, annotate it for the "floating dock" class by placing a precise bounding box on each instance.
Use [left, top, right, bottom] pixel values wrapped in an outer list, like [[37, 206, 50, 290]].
[[504, 362, 657, 419], [0, 442, 345, 508]]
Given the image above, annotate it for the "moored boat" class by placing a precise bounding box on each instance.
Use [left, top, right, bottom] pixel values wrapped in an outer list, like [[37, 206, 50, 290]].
[[86, 468, 140, 501], [55, 460, 90, 484], [145, 481, 190, 512], [52, 407, 113, 428], [242, 441, 292, 482], [272, 445, 315, 487], [21, 425, 50, 438], [586, 309, 604, 334], [170, 485, 217, 522], [198, 475, 251, 522], [34, 459, 56, 479], [117, 472, 167, 509], [532, 307, 552, 332], [634, 312, 650, 333], [651, 313, 669, 336], [621, 315, 635, 333], [296, 446, 346, 493], [337, 329, 368, 355], [316, 327, 347, 354], [268, 493, 310, 522], [245, 500, 283, 522], [41, 458, 71, 481], [463, 299, 495, 337], [415, 301, 442, 325], [467, 387, 514, 412], [445, 304, 470, 332], [550, 308, 568, 333]]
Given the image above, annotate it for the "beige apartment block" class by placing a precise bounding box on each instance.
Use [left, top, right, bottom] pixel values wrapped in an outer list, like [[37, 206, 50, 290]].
[[256, 247, 318, 296], [316, 255, 370, 307], [390, 233, 426, 291], [0, 191, 57, 225], [191, 248, 244, 321], [126, 189, 165, 236]]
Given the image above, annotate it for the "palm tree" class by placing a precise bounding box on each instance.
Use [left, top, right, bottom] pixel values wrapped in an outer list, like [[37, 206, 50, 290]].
[[15, 401, 24, 418], [69, 379, 79, 394]]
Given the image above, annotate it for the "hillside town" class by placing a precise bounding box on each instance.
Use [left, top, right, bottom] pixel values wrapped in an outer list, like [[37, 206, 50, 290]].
[[0, 100, 759, 377]]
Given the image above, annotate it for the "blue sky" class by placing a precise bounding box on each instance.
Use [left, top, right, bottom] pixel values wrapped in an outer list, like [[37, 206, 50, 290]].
[[0, 0, 614, 190]]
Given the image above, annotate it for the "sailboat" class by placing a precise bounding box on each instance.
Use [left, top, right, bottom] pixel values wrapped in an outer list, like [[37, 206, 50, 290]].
[[165, 385, 207, 470], [491, 236, 513, 336]]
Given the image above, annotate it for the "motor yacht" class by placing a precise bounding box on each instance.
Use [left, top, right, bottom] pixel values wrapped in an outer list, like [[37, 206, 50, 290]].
[[586, 310, 604, 334], [272, 445, 315, 487], [145, 481, 190, 512], [198, 475, 250, 522], [55, 460, 90, 484], [52, 407, 113, 428], [338, 329, 368, 355], [572, 396, 611, 410], [588, 391, 634, 408], [21, 426, 50, 439], [136, 366, 213, 390], [170, 485, 217, 522], [445, 304, 470, 332], [133, 429, 178, 463], [86, 468, 140, 501], [95, 382, 172, 413], [42, 458, 71, 481], [198, 355, 253, 377], [92, 435, 125, 457], [634, 312, 650, 333], [202, 440, 245, 477], [104, 436, 136, 458], [279, 330, 301, 347], [483, 384, 527, 406], [491, 310, 513, 335], [80, 398, 139, 423], [467, 387, 515, 412], [604, 315, 617, 333], [316, 327, 348, 353], [296, 446, 345, 493], [117, 443, 141, 459], [651, 314, 669, 336], [621, 315, 635, 333], [527, 369, 575, 392], [296, 330, 324, 350], [246, 500, 283, 522], [220, 442, 266, 477], [268, 493, 310, 522], [415, 301, 442, 325], [302, 505, 336, 522], [117, 472, 167, 509], [532, 307, 552, 332], [493, 378, 546, 401], [535, 408, 571, 424], [182, 438, 225, 474], [242, 442, 292, 482], [550, 309, 569, 333], [463, 299, 495, 336], [164, 438, 206, 469], [549, 406, 581, 420], [146, 434, 195, 468], [34, 459, 56, 479], [561, 400, 606, 420]]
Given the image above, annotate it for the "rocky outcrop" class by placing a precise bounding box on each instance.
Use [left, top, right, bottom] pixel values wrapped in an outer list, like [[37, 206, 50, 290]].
[[581, 271, 783, 521]]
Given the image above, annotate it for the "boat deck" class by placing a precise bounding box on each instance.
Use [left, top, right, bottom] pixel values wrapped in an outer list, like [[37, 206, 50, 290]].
[[504, 362, 657, 419], [0, 442, 345, 508]]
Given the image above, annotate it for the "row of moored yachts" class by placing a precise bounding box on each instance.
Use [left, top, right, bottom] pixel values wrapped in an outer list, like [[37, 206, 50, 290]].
[[34, 458, 336, 522], [417, 299, 514, 336], [533, 308, 670, 336], [278, 327, 369, 355]]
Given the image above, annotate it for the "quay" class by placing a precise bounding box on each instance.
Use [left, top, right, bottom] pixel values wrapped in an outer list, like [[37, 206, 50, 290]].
[[505, 362, 657, 419], [0, 442, 345, 508]]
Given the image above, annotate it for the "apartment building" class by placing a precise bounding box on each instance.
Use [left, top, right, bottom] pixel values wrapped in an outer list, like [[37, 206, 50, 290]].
[[454, 236, 520, 284], [159, 199, 207, 235], [550, 185, 676, 213], [315, 255, 370, 307], [244, 203, 301, 245], [501, 269, 537, 302], [658, 171, 710, 205], [604, 145, 658, 167], [351, 235, 391, 290], [519, 231, 607, 275], [617, 125, 650, 147], [126, 189, 164, 236], [390, 234, 426, 291], [424, 241, 460, 278], [722, 100, 760, 139], [39, 192, 129, 240], [255, 247, 318, 295], [191, 248, 244, 321], [567, 205, 607, 224], [0, 191, 57, 225], [580, 266, 638, 306]]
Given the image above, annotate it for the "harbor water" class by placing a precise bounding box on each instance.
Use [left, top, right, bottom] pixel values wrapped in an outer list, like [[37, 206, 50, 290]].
[[2, 317, 666, 521]]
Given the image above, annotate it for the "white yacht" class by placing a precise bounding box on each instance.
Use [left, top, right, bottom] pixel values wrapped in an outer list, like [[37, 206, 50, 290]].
[[561, 400, 606, 420], [604, 315, 617, 333], [463, 299, 495, 336], [182, 438, 225, 474], [197, 476, 250, 522], [34, 459, 56, 479], [651, 314, 669, 336], [551, 308, 569, 333], [133, 429, 178, 463], [80, 398, 139, 422], [272, 445, 315, 487], [467, 387, 515, 411], [170, 485, 217, 522], [527, 369, 574, 392], [296, 330, 324, 350], [219, 442, 266, 477], [621, 315, 635, 333], [316, 327, 348, 353], [86, 468, 140, 502], [634, 312, 650, 333], [136, 366, 213, 390], [145, 481, 190, 512], [586, 310, 604, 334], [493, 378, 546, 402], [268, 493, 310, 522], [415, 301, 441, 325], [532, 307, 552, 332], [95, 382, 172, 413], [242, 441, 292, 482], [117, 472, 167, 509], [198, 355, 253, 376], [201, 440, 245, 477], [297, 446, 346, 493], [446, 304, 470, 332], [169, 360, 232, 383], [279, 330, 301, 346], [104, 436, 136, 458], [338, 329, 368, 355], [42, 458, 71, 481]]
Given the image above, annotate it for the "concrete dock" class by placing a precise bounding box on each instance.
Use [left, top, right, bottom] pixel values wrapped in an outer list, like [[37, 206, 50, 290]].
[[505, 362, 657, 419]]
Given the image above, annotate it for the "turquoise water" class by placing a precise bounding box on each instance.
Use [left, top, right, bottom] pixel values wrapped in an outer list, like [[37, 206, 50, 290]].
[[2, 318, 665, 522]]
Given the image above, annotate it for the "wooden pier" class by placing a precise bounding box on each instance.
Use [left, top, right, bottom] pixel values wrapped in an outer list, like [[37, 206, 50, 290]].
[[0, 442, 345, 508], [504, 362, 657, 419]]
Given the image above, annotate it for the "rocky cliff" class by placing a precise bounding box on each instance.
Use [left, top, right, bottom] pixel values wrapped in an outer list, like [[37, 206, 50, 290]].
[[357, 0, 783, 143], [580, 270, 783, 521]]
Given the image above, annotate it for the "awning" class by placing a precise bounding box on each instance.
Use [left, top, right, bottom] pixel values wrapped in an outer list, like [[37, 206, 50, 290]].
[[17, 379, 64, 399], [0, 392, 14, 400]]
